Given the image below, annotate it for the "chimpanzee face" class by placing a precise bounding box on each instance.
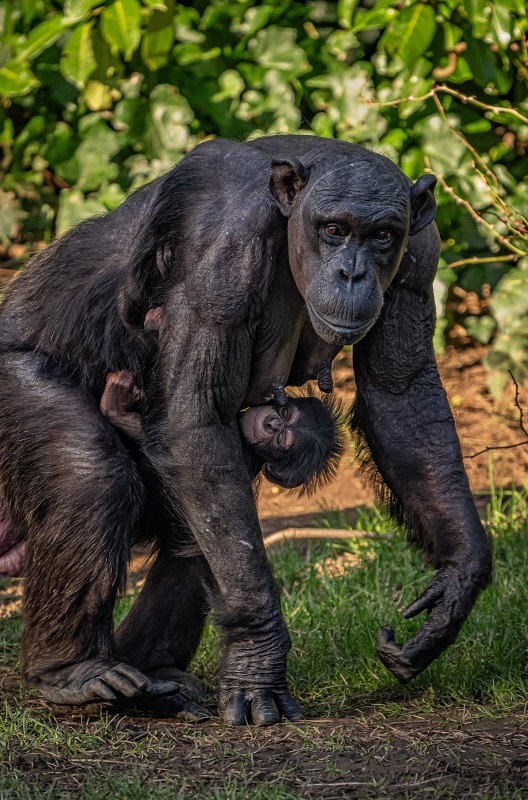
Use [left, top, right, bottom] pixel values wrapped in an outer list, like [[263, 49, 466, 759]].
[[269, 153, 436, 347], [239, 403, 301, 459], [239, 396, 342, 491]]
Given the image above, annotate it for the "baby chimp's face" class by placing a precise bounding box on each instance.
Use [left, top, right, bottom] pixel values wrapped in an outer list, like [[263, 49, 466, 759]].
[[239, 403, 302, 458]]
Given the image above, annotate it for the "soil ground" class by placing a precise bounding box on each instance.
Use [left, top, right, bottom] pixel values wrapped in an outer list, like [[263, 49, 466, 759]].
[[2, 346, 528, 798], [3, 685, 528, 799]]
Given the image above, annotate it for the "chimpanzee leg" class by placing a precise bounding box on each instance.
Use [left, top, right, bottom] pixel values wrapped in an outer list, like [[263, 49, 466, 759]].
[[0, 352, 178, 704], [115, 547, 214, 716]]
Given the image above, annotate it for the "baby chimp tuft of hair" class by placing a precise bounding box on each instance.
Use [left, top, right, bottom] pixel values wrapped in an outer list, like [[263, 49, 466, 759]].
[[280, 390, 347, 496]]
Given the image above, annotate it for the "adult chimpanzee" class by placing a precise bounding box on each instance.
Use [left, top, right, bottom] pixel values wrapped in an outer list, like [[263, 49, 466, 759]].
[[0, 135, 492, 725], [0, 373, 345, 578]]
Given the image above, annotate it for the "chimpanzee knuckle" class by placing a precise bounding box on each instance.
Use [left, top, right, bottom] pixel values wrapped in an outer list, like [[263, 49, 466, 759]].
[[149, 694, 210, 721]]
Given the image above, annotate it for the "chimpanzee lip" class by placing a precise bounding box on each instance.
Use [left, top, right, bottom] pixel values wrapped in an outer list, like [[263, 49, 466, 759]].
[[307, 302, 371, 340]]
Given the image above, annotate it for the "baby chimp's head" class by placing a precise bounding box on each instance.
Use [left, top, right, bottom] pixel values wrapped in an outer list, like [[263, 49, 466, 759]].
[[239, 393, 346, 494]]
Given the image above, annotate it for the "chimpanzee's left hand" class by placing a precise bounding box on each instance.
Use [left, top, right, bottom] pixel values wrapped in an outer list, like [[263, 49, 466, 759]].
[[376, 563, 491, 682]]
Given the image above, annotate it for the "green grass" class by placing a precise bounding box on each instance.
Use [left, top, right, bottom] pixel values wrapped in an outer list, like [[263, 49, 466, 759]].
[[188, 488, 528, 717], [1, 486, 528, 798]]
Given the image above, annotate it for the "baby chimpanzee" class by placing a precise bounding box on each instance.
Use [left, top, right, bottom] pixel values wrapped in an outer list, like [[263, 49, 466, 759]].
[[0, 371, 345, 577], [101, 370, 345, 491]]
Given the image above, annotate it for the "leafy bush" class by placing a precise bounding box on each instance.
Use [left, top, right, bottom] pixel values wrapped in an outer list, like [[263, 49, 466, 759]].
[[1, 0, 527, 385]]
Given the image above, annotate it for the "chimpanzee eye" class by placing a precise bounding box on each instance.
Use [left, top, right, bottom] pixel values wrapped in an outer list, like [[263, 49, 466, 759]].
[[325, 223, 345, 238], [375, 230, 392, 241]]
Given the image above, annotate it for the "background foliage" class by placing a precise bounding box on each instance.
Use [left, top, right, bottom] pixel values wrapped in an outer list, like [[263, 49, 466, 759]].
[[1, 0, 527, 388]]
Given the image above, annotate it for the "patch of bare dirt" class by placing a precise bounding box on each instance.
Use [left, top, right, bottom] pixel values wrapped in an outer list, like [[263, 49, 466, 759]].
[[258, 345, 528, 536], [3, 701, 528, 799]]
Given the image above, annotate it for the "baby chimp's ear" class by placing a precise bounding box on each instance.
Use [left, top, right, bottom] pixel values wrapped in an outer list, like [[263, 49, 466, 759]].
[[262, 462, 303, 489]]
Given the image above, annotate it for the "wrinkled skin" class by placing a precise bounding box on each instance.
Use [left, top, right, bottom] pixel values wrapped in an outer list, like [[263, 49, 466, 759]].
[[0, 136, 491, 724]]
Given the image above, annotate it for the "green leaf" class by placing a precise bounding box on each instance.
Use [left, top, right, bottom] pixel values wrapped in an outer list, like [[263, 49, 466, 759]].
[[0, 60, 39, 97], [489, 3, 512, 49], [380, 4, 436, 67], [14, 16, 65, 63], [351, 3, 398, 33], [82, 79, 115, 110], [337, 0, 361, 29], [101, 0, 142, 60], [149, 83, 194, 156], [465, 315, 496, 344], [465, 36, 497, 87], [113, 96, 148, 138], [249, 26, 309, 80], [499, 0, 526, 11], [97, 182, 125, 210], [22, 0, 39, 27], [56, 188, 107, 235], [0, 190, 22, 245], [141, 0, 175, 71], [212, 69, 244, 102], [462, 0, 489, 31], [61, 21, 96, 88], [74, 120, 120, 190], [64, 0, 104, 23], [239, 6, 273, 39]]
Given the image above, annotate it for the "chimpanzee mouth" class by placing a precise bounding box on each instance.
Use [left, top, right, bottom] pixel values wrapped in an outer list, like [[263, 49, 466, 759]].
[[307, 302, 372, 344]]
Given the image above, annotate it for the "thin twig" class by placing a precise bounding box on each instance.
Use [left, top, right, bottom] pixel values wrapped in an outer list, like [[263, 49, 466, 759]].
[[431, 91, 499, 190], [465, 372, 528, 458], [424, 158, 527, 257], [465, 440, 528, 459], [365, 84, 528, 125], [509, 370, 528, 438], [445, 255, 517, 269]]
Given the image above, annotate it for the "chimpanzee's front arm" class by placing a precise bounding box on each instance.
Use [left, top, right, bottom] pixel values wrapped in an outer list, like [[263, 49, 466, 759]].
[[352, 225, 492, 682], [147, 317, 301, 725]]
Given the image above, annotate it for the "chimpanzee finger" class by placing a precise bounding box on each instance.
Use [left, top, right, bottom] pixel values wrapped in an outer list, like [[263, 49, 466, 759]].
[[88, 678, 118, 702], [222, 690, 251, 726], [250, 691, 280, 726], [375, 626, 415, 683], [102, 669, 144, 698], [144, 680, 183, 697], [175, 701, 211, 723], [112, 663, 151, 690], [276, 691, 303, 722], [402, 580, 444, 619]]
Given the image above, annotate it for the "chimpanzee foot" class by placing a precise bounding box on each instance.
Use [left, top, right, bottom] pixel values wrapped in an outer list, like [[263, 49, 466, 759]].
[[219, 686, 303, 726], [35, 660, 180, 705]]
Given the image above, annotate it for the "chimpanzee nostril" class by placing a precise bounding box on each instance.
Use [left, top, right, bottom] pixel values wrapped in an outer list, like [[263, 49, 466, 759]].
[[339, 267, 352, 281]]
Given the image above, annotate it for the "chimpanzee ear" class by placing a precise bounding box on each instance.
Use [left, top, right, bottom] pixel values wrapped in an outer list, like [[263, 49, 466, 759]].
[[409, 174, 437, 236], [269, 157, 310, 218], [262, 462, 303, 489]]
